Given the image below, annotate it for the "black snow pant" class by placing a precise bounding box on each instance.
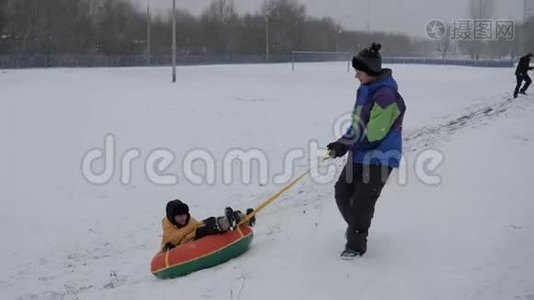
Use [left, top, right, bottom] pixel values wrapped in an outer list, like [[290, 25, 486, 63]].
[[334, 162, 392, 254], [514, 72, 532, 97]]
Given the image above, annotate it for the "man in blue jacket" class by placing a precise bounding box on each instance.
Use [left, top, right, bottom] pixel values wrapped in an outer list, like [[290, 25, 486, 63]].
[[328, 43, 406, 259]]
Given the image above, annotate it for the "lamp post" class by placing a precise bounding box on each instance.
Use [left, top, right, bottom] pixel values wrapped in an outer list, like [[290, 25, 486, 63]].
[[172, 0, 176, 83], [265, 15, 270, 63], [335, 28, 343, 52], [146, 1, 151, 65]]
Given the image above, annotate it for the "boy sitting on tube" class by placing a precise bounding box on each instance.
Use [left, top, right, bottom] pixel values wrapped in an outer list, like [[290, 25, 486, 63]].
[[161, 199, 255, 251]]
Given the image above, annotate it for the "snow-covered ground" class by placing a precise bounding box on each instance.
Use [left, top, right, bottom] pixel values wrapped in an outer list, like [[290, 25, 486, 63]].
[[1, 63, 534, 299]]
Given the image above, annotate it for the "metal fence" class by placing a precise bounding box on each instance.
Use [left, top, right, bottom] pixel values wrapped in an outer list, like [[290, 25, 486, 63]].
[[0, 54, 292, 69], [291, 51, 351, 71], [0, 54, 515, 69], [382, 57, 514, 68]]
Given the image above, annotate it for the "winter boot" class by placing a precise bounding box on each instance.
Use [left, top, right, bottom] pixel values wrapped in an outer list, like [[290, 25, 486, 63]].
[[340, 248, 361, 260], [215, 216, 231, 232], [341, 228, 368, 259], [224, 207, 238, 230], [233, 210, 245, 225], [246, 208, 256, 227], [231, 208, 256, 227]]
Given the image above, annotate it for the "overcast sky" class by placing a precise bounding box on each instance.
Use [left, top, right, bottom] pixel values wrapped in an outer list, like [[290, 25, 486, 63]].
[[131, 0, 525, 37]]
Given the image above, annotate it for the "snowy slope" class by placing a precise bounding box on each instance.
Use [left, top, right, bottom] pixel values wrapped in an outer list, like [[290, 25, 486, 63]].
[[1, 63, 533, 299]]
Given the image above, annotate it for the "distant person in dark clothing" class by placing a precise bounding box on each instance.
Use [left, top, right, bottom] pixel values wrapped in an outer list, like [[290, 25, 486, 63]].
[[514, 53, 534, 98]]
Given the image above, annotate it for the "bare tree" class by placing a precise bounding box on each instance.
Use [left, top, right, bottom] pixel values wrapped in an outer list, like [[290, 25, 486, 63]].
[[466, 0, 495, 59], [200, 0, 240, 54], [0, 0, 8, 53], [436, 22, 452, 59], [519, 17, 534, 54], [0, 0, 462, 59], [0, 0, 6, 30], [470, 0, 494, 20], [260, 0, 306, 55], [203, 0, 237, 23]]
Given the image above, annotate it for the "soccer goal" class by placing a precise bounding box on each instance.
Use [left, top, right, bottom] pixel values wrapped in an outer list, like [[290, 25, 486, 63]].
[[290, 51, 351, 72]]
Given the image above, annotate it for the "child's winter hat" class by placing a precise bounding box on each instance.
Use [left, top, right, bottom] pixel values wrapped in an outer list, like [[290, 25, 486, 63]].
[[166, 199, 190, 227], [166, 199, 189, 217], [352, 42, 383, 76]]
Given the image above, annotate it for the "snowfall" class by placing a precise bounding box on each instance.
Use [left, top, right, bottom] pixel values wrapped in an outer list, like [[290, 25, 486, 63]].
[[1, 62, 534, 300]]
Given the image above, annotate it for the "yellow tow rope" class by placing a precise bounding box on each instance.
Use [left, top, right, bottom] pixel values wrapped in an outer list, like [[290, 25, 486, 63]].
[[237, 151, 333, 226]]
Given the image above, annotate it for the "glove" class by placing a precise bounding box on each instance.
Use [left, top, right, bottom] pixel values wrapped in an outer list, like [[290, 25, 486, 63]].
[[246, 208, 256, 227], [327, 141, 351, 158], [162, 242, 176, 252]]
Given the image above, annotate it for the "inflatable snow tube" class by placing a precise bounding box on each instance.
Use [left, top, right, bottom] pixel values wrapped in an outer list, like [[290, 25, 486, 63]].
[[151, 225, 254, 279]]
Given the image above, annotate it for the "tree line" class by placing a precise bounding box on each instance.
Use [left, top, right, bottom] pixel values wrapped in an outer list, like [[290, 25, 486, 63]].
[[0, 0, 431, 57], [0, 0, 531, 58]]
